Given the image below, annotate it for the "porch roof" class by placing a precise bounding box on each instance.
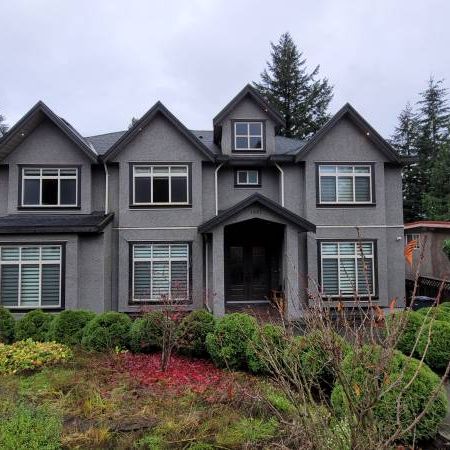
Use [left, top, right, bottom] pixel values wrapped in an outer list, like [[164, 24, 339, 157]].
[[198, 193, 316, 233]]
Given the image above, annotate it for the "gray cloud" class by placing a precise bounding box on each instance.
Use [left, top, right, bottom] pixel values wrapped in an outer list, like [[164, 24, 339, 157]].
[[1, 0, 448, 137]]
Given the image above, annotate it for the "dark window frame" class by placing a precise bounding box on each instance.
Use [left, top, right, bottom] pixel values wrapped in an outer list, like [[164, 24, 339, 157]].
[[129, 162, 193, 209], [18, 165, 81, 210], [231, 120, 266, 154], [233, 168, 262, 188], [128, 241, 193, 305], [315, 162, 376, 207]]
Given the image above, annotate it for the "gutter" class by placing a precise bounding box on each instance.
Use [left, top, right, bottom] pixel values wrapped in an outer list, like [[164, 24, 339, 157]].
[[274, 162, 285, 207]]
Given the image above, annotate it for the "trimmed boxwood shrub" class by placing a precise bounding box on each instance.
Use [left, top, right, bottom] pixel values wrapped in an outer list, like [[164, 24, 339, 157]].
[[331, 346, 448, 442], [176, 310, 216, 357], [48, 310, 96, 346], [129, 311, 167, 353], [205, 313, 258, 370], [386, 310, 424, 356], [81, 312, 131, 351], [438, 301, 450, 310], [0, 307, 15, 344], [417, 306, 450, 323], [416, 319, 450, 372], [15, 310, 54, 342]]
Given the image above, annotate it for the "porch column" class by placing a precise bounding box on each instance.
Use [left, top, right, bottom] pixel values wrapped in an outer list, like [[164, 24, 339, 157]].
[[284, 226, 301, 320], [211, 226, 225, 316]]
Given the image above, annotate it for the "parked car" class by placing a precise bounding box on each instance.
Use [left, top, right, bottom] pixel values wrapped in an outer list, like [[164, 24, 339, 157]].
[[411, 296, 436, 311]]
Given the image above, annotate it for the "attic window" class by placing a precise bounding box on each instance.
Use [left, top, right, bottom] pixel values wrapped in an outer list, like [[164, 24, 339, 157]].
[[233, 121, 264, 151]]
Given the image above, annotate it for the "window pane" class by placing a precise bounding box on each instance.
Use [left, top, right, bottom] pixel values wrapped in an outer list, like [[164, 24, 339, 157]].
[[170, 166, 187, 174], [20, 265, 40, 305], [339, 243, 355, 255], [249, 123, 262, 135], [1, 247, 19, 262], [60, 169, 77, 176], [42, 246, 61, 261], [337, 177, 353, 202], [171, 177, 188, 203], [322, 259, 338, 295], [337, 166, 353, 173], [249, 137, 262, 149], [321, 243, 338, 256], [134, 245, 152, 259], [134, 261, 151, 300], [355, 166, 370, 173], [235, 123, 248, 135], [320, 177, 336, 202], [355, 177, 370, 202], [171, 261, 188, 300], [319, 166, 336, 173], [60, 179, 77, 205], [357, 259, 373, 294], [235, 137, 248, 149], [237, 171, 247, 184], [42, 169, 58, 176], [153, 245, 169, 258], [152, 261, 169, 299], [358, 243, 373, 257], [41, 265, 60, 306], [339, 259, 356, 294], [247, 171, 258, 184], [22, 247, 40, 260], [134, 177, 152, 203], [170, 244, 188, 258], [1, 266, 19, 306], [24, 168, 40, 176], [42, 179, 58, 205], [153, 178, 169, 203], [23, 179, 40, 205], [153, 166, 169, 175], [135, 166, 151, 175]]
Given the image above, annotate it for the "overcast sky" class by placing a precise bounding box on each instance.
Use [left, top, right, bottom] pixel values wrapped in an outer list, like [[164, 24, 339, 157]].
[[1, 0, 449, 138]]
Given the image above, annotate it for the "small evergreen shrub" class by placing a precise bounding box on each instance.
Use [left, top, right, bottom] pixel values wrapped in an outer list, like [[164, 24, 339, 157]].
[[417, 306, 450, 323], [0, 307, 15, 344], [205, 313, 258, 370], [246, 323, 286, 374], [331, 346, 448, 442], [129, 311, 167, 353], [438, 301, 450, 310], [416, 319, 450, 372], [81, 312, 131, 351], [176, 310, 216, 357], [15, 310, 54, 342], [386, 310, 424, 356], [48, 310, 95, 346]]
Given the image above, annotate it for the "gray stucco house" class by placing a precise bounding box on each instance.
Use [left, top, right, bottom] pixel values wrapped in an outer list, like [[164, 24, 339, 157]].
[[0, 85, 406, 318]]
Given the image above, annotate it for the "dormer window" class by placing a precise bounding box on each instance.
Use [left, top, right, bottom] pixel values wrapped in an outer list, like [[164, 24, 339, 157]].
[[233, 121, 264, 152]]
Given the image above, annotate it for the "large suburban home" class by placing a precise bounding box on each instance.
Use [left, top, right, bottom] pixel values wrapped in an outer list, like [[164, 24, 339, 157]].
[[0, 84, 406, 319]]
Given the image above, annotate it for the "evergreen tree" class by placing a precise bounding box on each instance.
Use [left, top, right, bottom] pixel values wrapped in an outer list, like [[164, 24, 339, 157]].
[[0, 111, 8, 138], [254, 32, 333, 139]]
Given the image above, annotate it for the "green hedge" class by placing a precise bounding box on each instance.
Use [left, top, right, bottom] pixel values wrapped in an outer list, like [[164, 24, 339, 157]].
[[206, 313, 258, 370], [15, 310, 54, 342], [386, 310, 424, 356], [331, 346, 448, 442], [48, 310, 95, 346], [81, 312, 131, 351], [176, 310, 216, 357], [0, 307, 15, 344], [417, 306, 450, 323], [129, 312, 167, 353], [416, 319, 450, 372]]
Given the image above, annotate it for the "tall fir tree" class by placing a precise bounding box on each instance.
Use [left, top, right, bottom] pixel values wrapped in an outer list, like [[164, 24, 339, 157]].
[[0, 111, 7, 138], [254, 32, 333, 139]]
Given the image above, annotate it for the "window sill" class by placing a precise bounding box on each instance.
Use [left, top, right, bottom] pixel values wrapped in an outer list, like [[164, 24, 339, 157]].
[[231, 149, 266, 154], [234, 185, 262, 189], [129, 204, 192, 209], [128, 299, 192, 306], [5, 306, 64, 313], [18, 206, 81, 211], [316, 203, 376, 208]]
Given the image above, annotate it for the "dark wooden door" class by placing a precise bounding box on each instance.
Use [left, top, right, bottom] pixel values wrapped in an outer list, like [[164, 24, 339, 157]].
[[226, 244, 270, 302]]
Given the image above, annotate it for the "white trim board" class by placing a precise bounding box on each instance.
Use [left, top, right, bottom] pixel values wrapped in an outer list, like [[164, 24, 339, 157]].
[[114, 226, 197, 231], [316, 225, 404, 229]]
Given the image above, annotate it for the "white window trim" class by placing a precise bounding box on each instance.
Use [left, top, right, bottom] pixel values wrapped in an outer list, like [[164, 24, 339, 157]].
[[320, 241, 376, 298], [0, 245, 62, 309], [21, 167, 78, 207], [318, 164, 373, 205], [132, 165, 190, 206], [132, 243, 190, 302], [234, 122, 264, 150], [236, 169, 260, 186]]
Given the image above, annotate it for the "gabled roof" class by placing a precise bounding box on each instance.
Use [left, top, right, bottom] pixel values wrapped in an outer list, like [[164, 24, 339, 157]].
[[198, 193, 316, 233], [0, 101, 98, 162], [295, 103, 402, 164], [213, 84, 285, 127], [102, 101, 215, 162]]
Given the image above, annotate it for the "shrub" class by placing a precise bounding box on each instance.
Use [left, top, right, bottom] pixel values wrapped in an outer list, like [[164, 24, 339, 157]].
[[246, 323, 286, 374], [81, 312, 131, 351], [0, 403, 62, 450], [439, 301, 450, 310], [15, 310, 54, 342], [416, 319, 450, 372], [0, 339, 73, 375], [129, 312, 167, 353], [216, 417, 278, 447], [48, 310, 96, 346], [331, 346, 448, 442], [417, 306, 450, 323], [176, 310, 216, 357], [205, 313, 258, 370], [386, 310, 424, 356], [0, 307, 15, 344]]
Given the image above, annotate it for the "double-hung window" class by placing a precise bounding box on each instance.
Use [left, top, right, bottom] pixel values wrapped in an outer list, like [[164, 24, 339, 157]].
[[0, 245, 63, 308], [21, 167, 78, 207], [234, 122, 264, 151], [132, 243, 190, 302], [318, 164, 373, 204], [320, 241, 375, 297], [132, 165, 189, 206], [235, 169, 260, 187]]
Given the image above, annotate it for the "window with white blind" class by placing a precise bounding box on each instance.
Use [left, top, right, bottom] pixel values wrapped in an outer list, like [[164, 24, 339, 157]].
[[320, 241, 375, 297], [318, 165, 373, 204], [21, 167, 79, 207], [0, 245, 63, 308], [131, 243, 190, 302], [132, 165, 189, 206]]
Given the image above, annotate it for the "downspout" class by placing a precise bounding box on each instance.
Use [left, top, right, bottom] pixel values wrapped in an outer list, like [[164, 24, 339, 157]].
[[274, 162, 285, 207], [214, 162, 224, 216], [103, 161, 109, 215], [204, 235, 211, 312]]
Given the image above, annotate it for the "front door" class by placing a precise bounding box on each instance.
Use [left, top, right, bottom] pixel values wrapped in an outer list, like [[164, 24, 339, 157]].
[[225, 244, 271, 302]]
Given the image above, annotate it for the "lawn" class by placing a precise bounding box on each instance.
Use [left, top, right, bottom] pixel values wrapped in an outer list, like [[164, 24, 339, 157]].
[[0, 350, 286, 449]]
